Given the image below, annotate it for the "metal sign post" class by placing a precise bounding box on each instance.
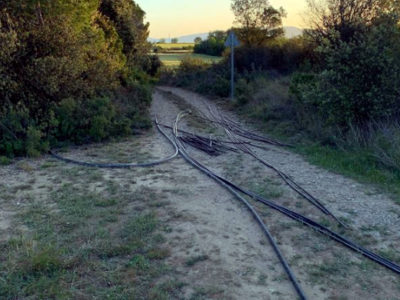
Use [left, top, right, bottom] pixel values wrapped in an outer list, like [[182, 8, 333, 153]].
[[225, 30, 240, 101]]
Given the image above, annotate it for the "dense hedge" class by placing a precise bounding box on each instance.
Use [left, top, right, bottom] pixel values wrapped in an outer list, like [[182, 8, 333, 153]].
[[0, 0, 159, 157]]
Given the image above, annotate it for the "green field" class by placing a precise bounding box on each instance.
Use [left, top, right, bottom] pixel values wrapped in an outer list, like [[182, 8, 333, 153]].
[[156, 43, 194, 49], [157, 53, 223, 67]]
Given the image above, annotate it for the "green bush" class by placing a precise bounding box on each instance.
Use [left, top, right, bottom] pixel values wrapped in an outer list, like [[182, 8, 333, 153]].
[[0, 106, 31, 157], [194, 31, 227, 56], [26, 127, 48, 158], [0, 156, 11, 165], [0, 1, 156, 157], [291, 14, 400, 128]]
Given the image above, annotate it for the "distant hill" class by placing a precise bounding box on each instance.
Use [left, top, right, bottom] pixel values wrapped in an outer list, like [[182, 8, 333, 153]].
[[149, 33, 208, 44], [284, 26, 304, 39], [149, 27, 303, 43]]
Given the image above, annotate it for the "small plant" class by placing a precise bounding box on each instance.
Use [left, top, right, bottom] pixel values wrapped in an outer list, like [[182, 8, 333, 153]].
[[185, 254, 209, 267], [0, 156, 11, 165], [127, 254, 150, 271]]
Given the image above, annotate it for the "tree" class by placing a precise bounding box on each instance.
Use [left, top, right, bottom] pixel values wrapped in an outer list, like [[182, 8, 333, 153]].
[[193, 31, 227, 56], [171, 37, 178, 43], [231, 0, 286, 46], [209, 30, 227, 41], [305, 0, 398, 45], [158, 38, 166, 43], [194, 37, 202, 44], [99, 0, 151, 63]]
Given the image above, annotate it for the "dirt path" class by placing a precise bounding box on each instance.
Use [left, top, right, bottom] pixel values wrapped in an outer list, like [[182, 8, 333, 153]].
[[153, 87, 400, 299], [0, 87, 399, 299]]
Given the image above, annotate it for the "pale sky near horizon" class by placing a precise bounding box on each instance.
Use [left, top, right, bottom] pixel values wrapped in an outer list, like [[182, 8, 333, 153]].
[[135, 0, 308, 38]]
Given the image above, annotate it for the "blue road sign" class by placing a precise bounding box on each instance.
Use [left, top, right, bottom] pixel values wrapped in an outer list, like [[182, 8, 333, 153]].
[[225, 31, 240, 48]]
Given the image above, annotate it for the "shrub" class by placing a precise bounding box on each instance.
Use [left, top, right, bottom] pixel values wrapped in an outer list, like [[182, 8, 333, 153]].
[[26, 127, 48, 158], [0, 156, 11, 165], [291, 16, 400, 128], [338, 122, 400, 172], [234, 37, 311, 74], [0, 106, 31, 157], [159, 57, 230, 98], [0, 1, 155, 157]]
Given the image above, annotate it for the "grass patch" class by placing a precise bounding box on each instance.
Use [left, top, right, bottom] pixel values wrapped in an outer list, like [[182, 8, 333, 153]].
[[231, 76, 400, 202], [307, 256, 352, 285], [296, 144, 400, 201], [250, 179, 283, 199], [0, 183, 181, 299], [189, 285, 224, 300]]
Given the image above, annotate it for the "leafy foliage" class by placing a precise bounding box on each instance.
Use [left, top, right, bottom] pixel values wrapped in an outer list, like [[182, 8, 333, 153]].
[[0, 0, 158, 157], [292, 4, 400, 127], [99, 0, 150, 64], [194, 31, 227, 56], [231, 0, 286, 46]]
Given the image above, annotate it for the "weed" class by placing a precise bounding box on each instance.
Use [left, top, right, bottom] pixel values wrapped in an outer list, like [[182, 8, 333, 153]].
[[0, 156, 11, 165], [121, 213, 158, 240], [257, 273, 268, 285], [297, 144, 400, 201], [307, 256, 351, 285], [127, 254, 150, 271], [185, 254, 209, 267], [248, 179, 283, 199], [149, 280, 186, 299], [378, 249, 400, 264], [147, 248, 171, 260], [16, 162, 34, 172]]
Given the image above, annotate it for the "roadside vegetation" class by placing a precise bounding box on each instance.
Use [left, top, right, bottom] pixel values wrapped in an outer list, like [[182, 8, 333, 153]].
[[193, 31, 227, 57], [160, 0, 400, 198], [0, 0, 161, 158]]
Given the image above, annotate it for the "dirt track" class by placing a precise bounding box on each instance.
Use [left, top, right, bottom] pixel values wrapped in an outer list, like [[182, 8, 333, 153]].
[[153, 87, 400, 299], [1, 87, 399, 299]]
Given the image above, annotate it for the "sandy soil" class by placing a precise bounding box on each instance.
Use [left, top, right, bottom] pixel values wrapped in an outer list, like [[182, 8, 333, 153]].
[[0, 87, 399, 299]]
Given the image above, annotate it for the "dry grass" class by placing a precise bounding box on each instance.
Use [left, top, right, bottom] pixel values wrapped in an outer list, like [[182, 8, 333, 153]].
[[342, 122, 400, 172]]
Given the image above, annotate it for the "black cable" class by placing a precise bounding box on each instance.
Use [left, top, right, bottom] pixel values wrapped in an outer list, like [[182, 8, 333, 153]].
[[171, 113, 308, 300], [50, 118, 179, 168]]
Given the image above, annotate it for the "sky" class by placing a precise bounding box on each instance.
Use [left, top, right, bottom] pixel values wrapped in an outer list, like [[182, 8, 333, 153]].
[[135, 0, 308, 38]]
